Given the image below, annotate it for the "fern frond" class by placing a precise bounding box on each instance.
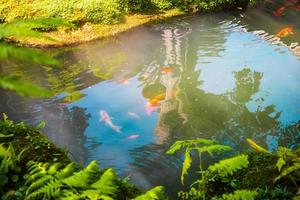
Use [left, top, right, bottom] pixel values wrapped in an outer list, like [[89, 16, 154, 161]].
[[192, 145, 234, 156], [133, 186, 166, 200], [25, 175, 55, 195], [48, 162, 62, 175], [218, 189, 258, 200], [24, 180, 62, 200], [91, 168, 118, 197], [62, 160, 101, 188], [208, 155, 249, 178], [60, 190, 81, 200], [181, 148, 192, 185], [56, 162, 77, 179], [167, 139, 216, 155]]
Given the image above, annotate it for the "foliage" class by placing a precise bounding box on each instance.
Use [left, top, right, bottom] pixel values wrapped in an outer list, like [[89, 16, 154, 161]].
[[133, 186, 166, 200], [214, 189, 258, 200], [0, 144, 24, 197], [208, 155, 249, 179], [166, 139, 234, 184], [167, 138, 300, 199], [0, 0, 124, 25], [274, 147, 300, 184]]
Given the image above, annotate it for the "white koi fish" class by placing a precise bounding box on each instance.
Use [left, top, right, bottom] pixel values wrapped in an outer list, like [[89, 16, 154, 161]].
[[99, 110, 122, 133], [127, 112, 140, 119]]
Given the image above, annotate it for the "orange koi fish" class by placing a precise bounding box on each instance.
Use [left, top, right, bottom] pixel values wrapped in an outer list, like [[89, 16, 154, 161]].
[[274, 5, 286, 16], [160, 66, 174, 74], [276, 27, 294, 37]]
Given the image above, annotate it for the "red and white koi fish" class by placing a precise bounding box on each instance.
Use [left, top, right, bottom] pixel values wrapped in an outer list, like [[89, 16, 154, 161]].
[[127, 134, 140, 140], [99, 110, 122, 133], [127, 112, 140, 119]]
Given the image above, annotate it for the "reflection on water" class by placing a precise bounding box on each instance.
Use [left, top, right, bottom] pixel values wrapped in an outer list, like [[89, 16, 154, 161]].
[[1, 0, 300, 198]]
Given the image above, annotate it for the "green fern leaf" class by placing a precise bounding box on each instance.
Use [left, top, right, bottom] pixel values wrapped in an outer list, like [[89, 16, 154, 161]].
[[133, 186, 166, 200], [276, 157, 286, 172], [25, 175, 55, 195], [208, 155, 249, 178], [181, 148, 192, 185], [192, 145, 234, 156], [91, 168, 118, 197], [218, 189, 258, 200], [24, 180, 62, 200], [62, 160, 101, 188], [56, 162, 77, 179], [167, 139, 216, 155]]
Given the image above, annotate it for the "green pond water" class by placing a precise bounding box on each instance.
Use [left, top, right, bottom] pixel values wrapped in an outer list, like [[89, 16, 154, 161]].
[[0, 0, 300, 198]]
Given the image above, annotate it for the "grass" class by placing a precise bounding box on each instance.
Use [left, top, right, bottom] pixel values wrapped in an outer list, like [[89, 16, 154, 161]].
[[13, 9, 184, 48]]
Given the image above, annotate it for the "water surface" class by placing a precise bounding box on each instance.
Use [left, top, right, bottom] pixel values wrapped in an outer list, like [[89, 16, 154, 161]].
[[1, 1, 300, 198]]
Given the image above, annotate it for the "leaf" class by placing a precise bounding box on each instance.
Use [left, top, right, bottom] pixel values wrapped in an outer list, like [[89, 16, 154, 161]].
[[133, 186, 166, 200], [62, 160, 101, 188], [208, 155, 249, 178], [274, 163, 300, 182], [192, 145, 234, 156], [246, 138, 269, 153], [0, 144, 10, 157], [0, 133, 14, 138], [36, 121, 46, 130], [181, 148, 192, 185], [0, 74, 52, 97], [91, 168, 118, 197], [167, 139, 216, 154], [219, 189, 258, 200], [276, 157, 286, 172]]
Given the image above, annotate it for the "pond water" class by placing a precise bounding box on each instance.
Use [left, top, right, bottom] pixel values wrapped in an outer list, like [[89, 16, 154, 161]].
[[1, 0, 300, 198]]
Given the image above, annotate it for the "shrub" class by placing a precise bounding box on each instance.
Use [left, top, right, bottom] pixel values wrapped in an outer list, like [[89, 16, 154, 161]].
[[0, 0, 125, 25]]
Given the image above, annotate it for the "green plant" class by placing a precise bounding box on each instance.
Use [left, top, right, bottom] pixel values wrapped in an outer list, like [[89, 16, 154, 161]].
[[23, 160, 165, 200], [167, 139, 234, 199], [213, 189, 258, 200], [0, 144, 25, 195], [133, 186, 166, 200]]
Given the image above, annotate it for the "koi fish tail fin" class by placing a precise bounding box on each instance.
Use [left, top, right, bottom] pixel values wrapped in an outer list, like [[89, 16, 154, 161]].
[[112, 125, 122, 133]]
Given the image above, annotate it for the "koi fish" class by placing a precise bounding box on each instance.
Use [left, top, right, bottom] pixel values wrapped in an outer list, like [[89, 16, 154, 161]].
[[246, 138, 269, 153], [127, 134, 140, 140], [117, 79, 129, 85], [274, 5, 286, 16], [160, 66, 174, 74], [127, 112, 140, 119], [276, 27, 294, 37], [99, 110, 122, 133], [146, 102, 156, 115]]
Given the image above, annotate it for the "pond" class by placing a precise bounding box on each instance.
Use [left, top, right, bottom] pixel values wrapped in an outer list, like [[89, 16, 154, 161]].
[[1, 0, 300, 198]]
